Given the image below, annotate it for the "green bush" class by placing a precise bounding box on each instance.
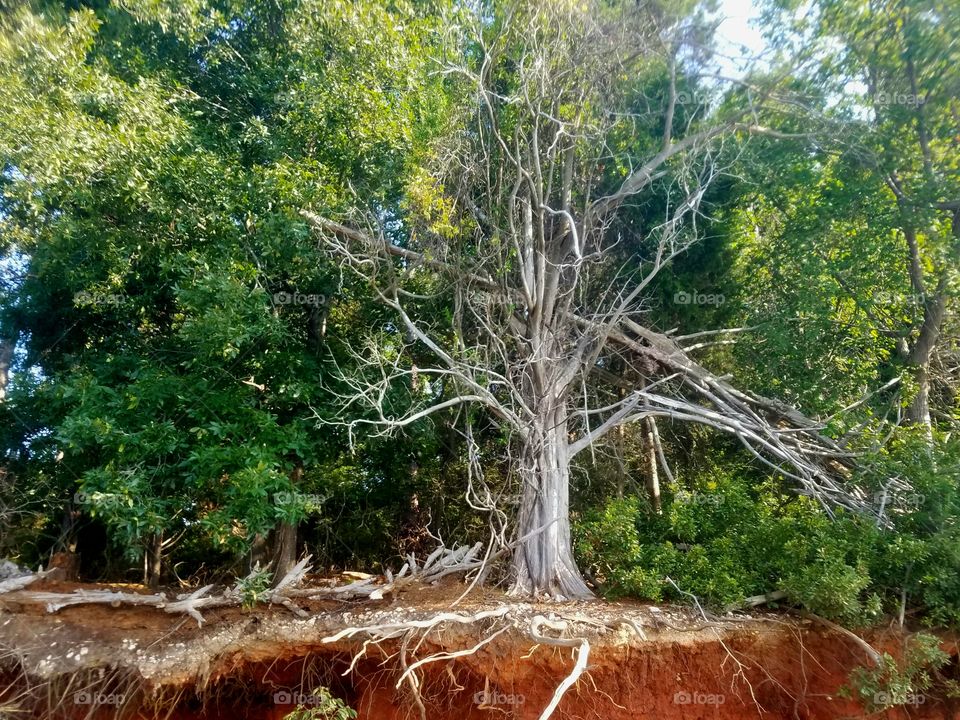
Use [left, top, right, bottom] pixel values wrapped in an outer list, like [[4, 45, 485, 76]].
[[574, 464, 886, 622], [282, 688, 356, 720], [576, 436, 960, 628], [842, 633, 949, 711]]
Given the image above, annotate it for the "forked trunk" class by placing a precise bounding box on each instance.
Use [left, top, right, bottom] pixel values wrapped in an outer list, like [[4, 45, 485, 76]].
[[512, 403, 592, 599]]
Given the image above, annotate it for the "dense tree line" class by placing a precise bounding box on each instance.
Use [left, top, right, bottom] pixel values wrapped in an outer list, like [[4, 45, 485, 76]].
[[0, 0, 957, 626]]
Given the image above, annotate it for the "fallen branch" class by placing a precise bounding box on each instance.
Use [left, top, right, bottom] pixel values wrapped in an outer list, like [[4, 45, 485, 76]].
[[0, 570, 51, 595], [8, 543, 487, 626], [725, 590, 789, 612]]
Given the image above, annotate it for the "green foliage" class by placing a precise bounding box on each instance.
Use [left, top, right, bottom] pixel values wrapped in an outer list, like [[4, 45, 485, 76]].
[[728, 0, 960, 424], [576, 434, 960, 628], [575, 463, 886, 622], [0, 0, 957, 648], [0, 0, 454, 579], [282, 688, 356, 720], [842, 633, 949, 711], [857, 434, 960, 627], [237, 565, 273, 610]]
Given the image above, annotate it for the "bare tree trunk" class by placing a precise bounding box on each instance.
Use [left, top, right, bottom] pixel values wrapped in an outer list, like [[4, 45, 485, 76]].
[[905, 290, 946, 436], [249, 532, 269, 572], [49, 507, 82, 581], [144, 532, 162, 589], [512, 402, 592, 599], [905, 365, 932, 428], [0, 332, 13, 403], [615, 385, 627, 499], [270, 521, 297, 586], [644, 418, 661, 513], [301, 1, 880, 599]]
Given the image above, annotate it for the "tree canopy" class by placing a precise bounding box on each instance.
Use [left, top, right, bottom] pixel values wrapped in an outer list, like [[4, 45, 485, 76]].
[[1, 0, 958, 635]]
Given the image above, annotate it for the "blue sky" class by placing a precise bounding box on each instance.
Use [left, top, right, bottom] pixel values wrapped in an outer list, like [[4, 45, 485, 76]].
[[713, 0, 769, 77]]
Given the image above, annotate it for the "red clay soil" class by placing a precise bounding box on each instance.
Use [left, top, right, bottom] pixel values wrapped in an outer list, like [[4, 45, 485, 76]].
[[1, 579, 959, 720]]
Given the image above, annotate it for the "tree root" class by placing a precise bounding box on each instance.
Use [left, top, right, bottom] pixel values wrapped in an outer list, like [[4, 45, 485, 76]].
[[323, 606, 641, 720]]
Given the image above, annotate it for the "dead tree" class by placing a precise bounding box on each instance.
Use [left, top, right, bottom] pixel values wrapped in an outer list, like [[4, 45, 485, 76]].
[[304, 0, 884, 599]]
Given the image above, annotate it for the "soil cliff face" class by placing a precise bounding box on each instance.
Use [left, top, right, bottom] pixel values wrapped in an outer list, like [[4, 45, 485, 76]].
[[1, 581, 957, 719], [309, 626, 959, 720]]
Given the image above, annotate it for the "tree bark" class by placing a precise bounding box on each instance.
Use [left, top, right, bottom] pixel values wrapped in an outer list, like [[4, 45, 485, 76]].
[[249, 532, 269, 572], [270, 458, 303, 586], [0, 332, 14, 403], [904, 280, 947, 433], [270, 521, 297, 586], [144, 532, 162, 589], [644, 417, 662, 513], [512, 401, 592, 599]]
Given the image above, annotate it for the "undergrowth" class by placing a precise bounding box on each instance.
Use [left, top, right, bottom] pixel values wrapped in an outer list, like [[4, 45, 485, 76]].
[[574, 434, 960, 628], [282, 688, 357, 720]]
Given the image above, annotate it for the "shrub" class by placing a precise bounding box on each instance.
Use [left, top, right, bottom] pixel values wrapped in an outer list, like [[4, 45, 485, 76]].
[[574, 464, 886, 622], [282, 689, 357, 720], [843, 633, 949, 711]]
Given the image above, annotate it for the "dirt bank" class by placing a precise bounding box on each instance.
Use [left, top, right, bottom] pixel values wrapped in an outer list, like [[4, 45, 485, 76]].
[[1, 580, 957, 719]]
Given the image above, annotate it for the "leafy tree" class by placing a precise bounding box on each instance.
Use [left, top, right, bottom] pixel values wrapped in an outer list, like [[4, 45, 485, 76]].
[[744, 0, 960, 434], [0, 0, 447, 583]]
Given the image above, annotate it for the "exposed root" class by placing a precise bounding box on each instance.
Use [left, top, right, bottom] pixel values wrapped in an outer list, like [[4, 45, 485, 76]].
[[539, 640, 589, 720], [529, 615, 592, 719], [799, 611, 882, 667], [394, 626, 511, 689], [322, 606, 623, 720], [322, 607, 511, 644]]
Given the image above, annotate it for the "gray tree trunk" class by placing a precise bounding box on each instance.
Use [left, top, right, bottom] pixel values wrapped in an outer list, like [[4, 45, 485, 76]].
[[0, 332, 13, 403], [270, 521, 297, 586], [904, 290, 946, 435], [513, 401, 592, 599], [644, 418, 662, 513]]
